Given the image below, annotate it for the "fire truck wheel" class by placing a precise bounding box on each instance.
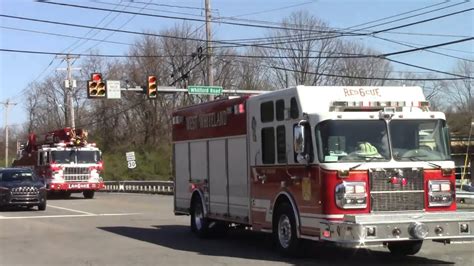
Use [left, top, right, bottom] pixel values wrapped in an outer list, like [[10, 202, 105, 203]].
[[273, 202, 302, 257], [83, 191, 95, 199], [38, 202, 46, 211], [387, 240, 423, 256], [190, 197, 210, 238], [63, 192, 71, 199]]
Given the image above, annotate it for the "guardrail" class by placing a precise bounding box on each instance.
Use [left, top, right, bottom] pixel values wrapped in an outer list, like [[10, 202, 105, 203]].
[[102, 180, 174, 194], [101, 165, 474, 199]]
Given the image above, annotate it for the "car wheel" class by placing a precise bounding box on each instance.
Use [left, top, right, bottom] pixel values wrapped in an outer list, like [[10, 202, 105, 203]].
[[38, 202, 47, 211], [83, 191, 95, 199]]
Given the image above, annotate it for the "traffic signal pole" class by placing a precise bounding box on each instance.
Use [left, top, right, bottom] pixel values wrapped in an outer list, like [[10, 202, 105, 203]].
[[57, 54, 80, 129], [205, 0, 214, 101]]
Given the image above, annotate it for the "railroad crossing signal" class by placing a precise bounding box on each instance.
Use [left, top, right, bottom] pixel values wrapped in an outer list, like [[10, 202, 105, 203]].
[[147, 75, 157, 99], [87, 73, 106, 98]]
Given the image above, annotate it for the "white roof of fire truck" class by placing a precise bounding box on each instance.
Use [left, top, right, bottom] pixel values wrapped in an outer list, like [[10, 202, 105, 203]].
[[252, 85, 428, 113]]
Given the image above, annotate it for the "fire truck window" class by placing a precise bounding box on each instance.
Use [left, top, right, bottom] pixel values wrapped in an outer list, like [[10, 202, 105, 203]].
[[260, 101, 274, 123], [276, 125, 287, 163], [276, 100, 285, 121], [261, 127, 275, 164], [39, 152, 44, 165], [290, 97, 299, 119]]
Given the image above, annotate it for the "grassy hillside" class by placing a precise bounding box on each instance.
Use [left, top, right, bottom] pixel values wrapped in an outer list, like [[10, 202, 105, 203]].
[[102, 145, 172, 181]]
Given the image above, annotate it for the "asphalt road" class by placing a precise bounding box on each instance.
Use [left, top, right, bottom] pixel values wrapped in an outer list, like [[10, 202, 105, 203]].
[[0, 193, 473, 265]]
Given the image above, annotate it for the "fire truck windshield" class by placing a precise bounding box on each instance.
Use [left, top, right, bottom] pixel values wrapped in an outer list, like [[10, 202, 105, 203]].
[[316, 120, 390, 163], [51, 150, 101, 164], [316, 119, 451, 163], [390, 119, 451, 161]]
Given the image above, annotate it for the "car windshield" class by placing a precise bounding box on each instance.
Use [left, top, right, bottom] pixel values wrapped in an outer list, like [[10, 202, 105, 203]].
[[316, 120, 390, 163], [0, 171, 37, 182], [390, 119, 451, 161], [51, 150, 101, 164]]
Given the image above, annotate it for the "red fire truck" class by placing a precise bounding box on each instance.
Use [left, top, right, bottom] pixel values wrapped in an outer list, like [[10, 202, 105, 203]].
[[13, 128, 104, 199], [173, 86, 474, 256]]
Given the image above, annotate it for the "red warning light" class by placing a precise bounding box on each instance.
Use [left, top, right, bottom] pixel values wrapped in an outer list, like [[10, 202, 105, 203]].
[[92, 73, 102, 81]]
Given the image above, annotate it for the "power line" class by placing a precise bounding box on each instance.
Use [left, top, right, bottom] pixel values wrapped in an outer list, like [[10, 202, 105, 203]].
[[260, 63, 467, 81], [3, 37, 471, 60], [1, 48, 468, 81], [0, 26, 132, 46], [374, 36, 474, 62], [344, 0, 452, 29], [38, 0, 474, 37], [382, 37, 473, 57], [121, 0, 218, 12], [372, 7, 473, 34], [81, 0, 152, 54], [225, 1, 315, 18], [354, 0, 468, 32], [38, 0, 346, 34], [2, 35, 471, 79], [93, 0, 211, 19]]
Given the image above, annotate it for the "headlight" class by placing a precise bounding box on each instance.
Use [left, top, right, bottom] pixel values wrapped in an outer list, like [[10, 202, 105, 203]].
[[335, 181, 367, 209], [428, 180, 453, 207]]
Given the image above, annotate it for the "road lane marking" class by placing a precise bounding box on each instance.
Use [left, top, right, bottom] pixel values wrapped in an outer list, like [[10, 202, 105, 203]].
[[0, 213, 142, 220], [47, 205, 95, 215]]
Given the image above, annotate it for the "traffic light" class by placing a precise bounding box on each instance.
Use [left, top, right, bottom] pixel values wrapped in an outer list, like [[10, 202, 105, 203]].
[[87, 73, 106, 98], [147, 75, 157, 99]]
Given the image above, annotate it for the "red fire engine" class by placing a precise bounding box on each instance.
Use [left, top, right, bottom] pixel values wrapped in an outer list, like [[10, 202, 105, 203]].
[[13, 128, 104, 199], [173, 86, 474, 256]]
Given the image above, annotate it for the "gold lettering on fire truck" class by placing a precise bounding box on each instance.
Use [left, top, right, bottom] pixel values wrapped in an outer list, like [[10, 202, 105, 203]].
[[186, 111, 228, 130], [343, 88, 381, 97], [302, 177, 311, 201]]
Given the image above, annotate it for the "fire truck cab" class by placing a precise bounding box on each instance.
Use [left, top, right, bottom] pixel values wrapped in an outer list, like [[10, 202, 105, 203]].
[[13, 128, 104, 199], [173, 86, 474, 256]]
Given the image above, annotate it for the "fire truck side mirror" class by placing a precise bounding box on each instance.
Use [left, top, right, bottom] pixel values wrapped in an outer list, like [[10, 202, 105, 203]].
[[294, 121, 306, 154]]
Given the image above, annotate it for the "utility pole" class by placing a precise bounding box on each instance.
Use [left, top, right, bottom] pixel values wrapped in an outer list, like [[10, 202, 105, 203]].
[[1, 99, 17, 167], [57, 54, 80, 129], [205, 0, 214, 101]]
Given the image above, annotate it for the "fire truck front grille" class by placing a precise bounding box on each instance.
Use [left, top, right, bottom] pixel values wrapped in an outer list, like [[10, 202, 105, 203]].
[[370, 168, 424, 212], [63, 167, 90, 182]]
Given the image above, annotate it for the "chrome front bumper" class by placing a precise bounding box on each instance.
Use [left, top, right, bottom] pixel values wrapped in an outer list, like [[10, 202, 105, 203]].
[[320, 211, 474, 247]]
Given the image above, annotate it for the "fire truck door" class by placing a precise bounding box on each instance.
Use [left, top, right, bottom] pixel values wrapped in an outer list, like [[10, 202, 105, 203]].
[[209, 139, 228, 215], [227, 137, 249, 218], [174, 143, 191, 213]]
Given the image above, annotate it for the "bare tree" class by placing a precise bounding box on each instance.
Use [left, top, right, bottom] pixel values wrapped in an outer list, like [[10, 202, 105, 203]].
[[262, 10, 340, 87], [330, 41, 392, 86], [444, 60, 473, 113]]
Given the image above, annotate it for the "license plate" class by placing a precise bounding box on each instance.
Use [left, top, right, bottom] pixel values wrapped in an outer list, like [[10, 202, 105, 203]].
[[68, 183, 90, 189]]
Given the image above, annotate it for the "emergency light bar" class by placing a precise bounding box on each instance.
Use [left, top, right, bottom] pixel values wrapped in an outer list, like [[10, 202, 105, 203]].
[[329, 100, 430, 112]]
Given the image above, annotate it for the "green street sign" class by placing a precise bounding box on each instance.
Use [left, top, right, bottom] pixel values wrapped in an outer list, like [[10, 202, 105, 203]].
[[188, 85, 223, 95]]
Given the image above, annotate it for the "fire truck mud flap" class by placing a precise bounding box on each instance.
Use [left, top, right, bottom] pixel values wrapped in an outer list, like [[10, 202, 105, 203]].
[[319, 212, 474, 247]]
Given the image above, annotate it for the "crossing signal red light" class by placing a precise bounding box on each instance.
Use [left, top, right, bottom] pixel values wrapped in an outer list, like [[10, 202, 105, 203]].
[[147, 75, 157, 99], [88, 73, 106, 98]]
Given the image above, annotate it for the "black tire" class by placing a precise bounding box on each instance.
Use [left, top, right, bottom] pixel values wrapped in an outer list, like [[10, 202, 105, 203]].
[[63, 191, 71, 199], [190, 197, 210, 238], [38, 202, 47, 211], [83, 190, 95, 199], [273, 202, 302, 257], [387, 240, 423, 256]]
